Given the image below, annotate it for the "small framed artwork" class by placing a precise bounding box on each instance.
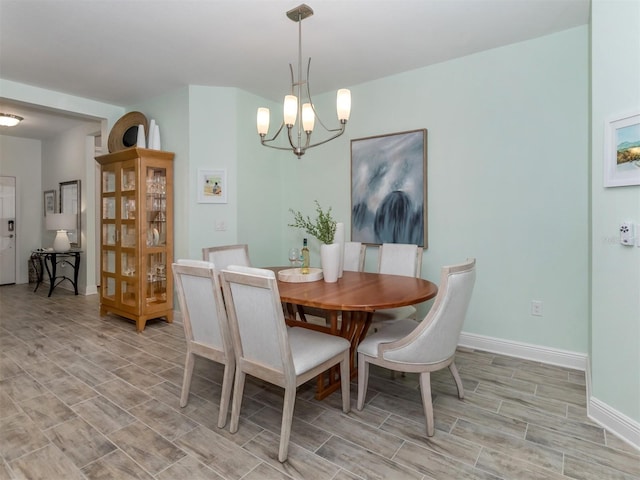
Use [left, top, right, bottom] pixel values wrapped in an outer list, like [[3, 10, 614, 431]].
[[43, 190, 56, 216], [197, 169, 227, 203], [351, 129, 428, 247], [604, 110, 640, 187]]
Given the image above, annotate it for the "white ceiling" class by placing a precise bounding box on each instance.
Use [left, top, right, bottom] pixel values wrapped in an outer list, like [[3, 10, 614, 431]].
[[0, 0, 590, 140]]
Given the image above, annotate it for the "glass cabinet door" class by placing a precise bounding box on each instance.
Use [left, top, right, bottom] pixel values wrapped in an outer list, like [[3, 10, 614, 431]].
[[145, 166, 167, 305], [101, 164, 117, 303], [146, 252, 167, 304]]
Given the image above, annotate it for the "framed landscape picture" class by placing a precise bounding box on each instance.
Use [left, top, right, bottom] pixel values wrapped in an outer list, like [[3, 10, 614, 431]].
[[43, 190, 56, 216], [197, 169, 227, 203], [604, 111, 640, 187], [351, 129, 428, 247]]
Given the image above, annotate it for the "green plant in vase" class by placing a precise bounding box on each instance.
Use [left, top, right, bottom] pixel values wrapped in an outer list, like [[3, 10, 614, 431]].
[[288, 200, 337, 244]]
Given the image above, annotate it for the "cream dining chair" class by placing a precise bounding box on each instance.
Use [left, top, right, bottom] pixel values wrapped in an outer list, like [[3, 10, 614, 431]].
[[220, 265, 351, 462], [172, 259, 235, 428], [343, 241, 366, 272], [370, 243, 423, 331], [357, 258, 476, 437], [202, 244, 251, 269]]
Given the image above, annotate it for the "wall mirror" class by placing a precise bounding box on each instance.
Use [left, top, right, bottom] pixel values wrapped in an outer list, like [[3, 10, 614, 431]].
[[60, 180, 81, 248]]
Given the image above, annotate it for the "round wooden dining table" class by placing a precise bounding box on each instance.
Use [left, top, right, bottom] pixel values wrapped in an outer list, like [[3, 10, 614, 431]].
[[272, 268, 438, 399]]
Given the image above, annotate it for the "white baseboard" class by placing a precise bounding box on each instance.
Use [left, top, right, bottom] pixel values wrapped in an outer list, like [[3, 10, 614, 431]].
[[84, 285, 98, 295], [589, 397, 640, 451], [458, 331, 588, 370], [458, 331, 640, 451]]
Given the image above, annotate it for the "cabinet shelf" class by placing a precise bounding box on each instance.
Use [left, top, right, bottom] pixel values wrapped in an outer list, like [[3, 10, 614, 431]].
[[96, 147, 175, 332]]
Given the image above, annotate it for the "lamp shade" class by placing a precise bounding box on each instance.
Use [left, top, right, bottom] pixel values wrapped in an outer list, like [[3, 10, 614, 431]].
[[336, 89, 351, 122], [46, 213, 76, 231], [283, 95, 298, 126], [46, 213, 76, 252], [302, 103, 315, 132], [257, 108, 270, 135]]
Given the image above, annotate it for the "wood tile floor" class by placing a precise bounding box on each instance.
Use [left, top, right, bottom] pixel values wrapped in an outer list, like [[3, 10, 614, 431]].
[[1, 284, 638, 479]]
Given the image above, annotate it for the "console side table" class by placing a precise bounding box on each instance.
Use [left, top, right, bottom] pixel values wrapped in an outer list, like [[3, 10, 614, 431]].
[[31, 250, 82, 297]]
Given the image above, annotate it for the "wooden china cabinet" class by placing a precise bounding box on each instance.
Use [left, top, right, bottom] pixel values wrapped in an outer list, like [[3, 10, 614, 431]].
[[95, 147, 175, 332]]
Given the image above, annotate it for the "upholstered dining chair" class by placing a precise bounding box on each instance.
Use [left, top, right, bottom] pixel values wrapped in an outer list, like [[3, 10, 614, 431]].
[[370, 243, 423, 330], [343, 241, 366, 272], [220, 265, 351, 462], [357, 258, 476, 437], [172, 259, 235, 428], [202, 244, 251, 270]]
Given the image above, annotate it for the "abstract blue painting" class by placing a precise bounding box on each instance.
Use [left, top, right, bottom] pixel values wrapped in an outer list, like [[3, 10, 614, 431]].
[[351, 129, 427, 246]]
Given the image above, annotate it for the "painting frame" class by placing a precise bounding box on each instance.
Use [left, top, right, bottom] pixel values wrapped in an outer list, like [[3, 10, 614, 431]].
[[197, 169, 228, 204], [351, 129, 428, 247], [604, 110, 640, 187], [60, 180, 81, 248], [43, 190, 56, 216]]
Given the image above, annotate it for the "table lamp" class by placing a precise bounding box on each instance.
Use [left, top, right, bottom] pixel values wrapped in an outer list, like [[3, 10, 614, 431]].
[[46, 213, 76, 252]]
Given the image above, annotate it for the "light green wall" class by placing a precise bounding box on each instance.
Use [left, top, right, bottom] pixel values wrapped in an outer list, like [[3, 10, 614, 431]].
[[129, 27, 591, 357], [591, 0, 640, 422], [130, 87, 190, 261], [6, 15, 636, 426], [278, 27, 590, 353], [235, 91, 284, 266]]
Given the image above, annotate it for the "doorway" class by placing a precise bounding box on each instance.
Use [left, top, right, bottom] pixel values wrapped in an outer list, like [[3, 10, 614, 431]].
[[0, 176, 16, 285]]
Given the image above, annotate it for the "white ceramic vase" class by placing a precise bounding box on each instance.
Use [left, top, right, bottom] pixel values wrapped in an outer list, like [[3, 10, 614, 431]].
[[147, 119, 156, 147], [151, 124, 161, 150], [136, 124, 146, 148], [320, 243, 341, 283], [334, 222, 345, 278]]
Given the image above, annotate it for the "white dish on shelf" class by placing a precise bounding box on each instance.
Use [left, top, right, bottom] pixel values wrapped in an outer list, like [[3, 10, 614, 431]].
[[277, 267, 323, 283], [152, 228, 160, 246]]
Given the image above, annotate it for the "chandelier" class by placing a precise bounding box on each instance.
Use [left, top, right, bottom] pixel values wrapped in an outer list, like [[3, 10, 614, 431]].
[[256, 4, 351, 158]]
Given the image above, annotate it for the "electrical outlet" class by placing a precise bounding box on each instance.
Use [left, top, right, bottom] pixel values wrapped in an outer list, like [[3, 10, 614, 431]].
[[620, 221, 635, 246], [531, 300, 543, 316], [215, 221, 226, 231]]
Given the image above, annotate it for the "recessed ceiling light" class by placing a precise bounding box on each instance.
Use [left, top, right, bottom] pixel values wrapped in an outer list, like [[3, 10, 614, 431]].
[[0, 113, 24, 127]]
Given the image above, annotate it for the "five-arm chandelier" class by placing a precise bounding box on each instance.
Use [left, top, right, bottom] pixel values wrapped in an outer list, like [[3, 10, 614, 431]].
[[256, 4, 351, 158]]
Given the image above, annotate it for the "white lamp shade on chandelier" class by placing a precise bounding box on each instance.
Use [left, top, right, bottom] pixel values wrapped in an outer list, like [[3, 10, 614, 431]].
[[46, 213, 76, 252], [256, 4, 351, 158]]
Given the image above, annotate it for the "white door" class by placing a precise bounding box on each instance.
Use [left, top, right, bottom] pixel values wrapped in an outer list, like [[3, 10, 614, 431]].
[[0, 176, 16, 285]]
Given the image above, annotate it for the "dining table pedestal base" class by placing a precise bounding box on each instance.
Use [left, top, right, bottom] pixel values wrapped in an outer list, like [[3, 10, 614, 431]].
[[284, 304, 372, 400]]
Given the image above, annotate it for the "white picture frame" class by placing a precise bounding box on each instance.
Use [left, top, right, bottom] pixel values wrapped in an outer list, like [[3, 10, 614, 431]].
[[197, 169, 227, 203], [604, 111, 640, 187]]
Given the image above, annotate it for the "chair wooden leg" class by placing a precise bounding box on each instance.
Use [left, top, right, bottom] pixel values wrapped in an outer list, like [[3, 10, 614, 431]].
[[449, 362, 464, 399], [357, 354, 369, 410], [229, 370, 246, 434], [179, 352, 195, 407], [419, 371, 435, 437], [217, 362, 235, 428], [339, 352, 351, 413], [279, 386, 297, 462]]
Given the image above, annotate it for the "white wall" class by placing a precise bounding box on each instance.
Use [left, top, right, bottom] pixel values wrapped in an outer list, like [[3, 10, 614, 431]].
[[268, 27, 590, 354], [0, 136, 42, 284], [0, 79, 124, 293], [590, 0, 640, 440], [42, 122, 101, 293]]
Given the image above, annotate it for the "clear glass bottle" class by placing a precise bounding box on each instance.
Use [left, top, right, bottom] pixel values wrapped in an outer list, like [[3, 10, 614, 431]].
[[301, 238, 310, 274]]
